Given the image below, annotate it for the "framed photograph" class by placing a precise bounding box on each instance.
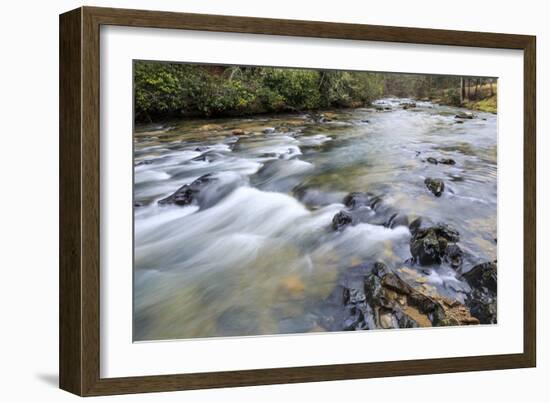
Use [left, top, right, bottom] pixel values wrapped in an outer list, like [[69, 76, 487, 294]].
[[59, 6, 536, 396]]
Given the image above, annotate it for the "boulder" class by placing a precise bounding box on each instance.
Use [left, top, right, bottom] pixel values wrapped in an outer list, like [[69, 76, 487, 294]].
[[158, 172, 242, 209], [462, 261, 498, 324], [424, 177, 445, 197], [362, 263, 445, 328], [466, 289, 497, 324], [463, 261, 497, 293], [332, 210, 353, 231], [410, 223, 461, 266], [386, 212, 409, 229]]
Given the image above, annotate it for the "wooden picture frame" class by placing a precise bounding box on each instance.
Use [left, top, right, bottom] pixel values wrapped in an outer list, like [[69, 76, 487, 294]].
[[59, 6, 536, 396]]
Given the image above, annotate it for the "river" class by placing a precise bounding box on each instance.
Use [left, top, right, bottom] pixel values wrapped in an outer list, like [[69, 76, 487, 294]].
[[133, 98, 497, 341]]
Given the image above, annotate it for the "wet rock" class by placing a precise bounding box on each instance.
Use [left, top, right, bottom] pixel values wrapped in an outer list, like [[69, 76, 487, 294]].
[[461, 261, 497, 324], [363, 263, 445, 328], [263, 127, 276, 134], [158, 172, 242, 209], [424, 177, 445, 197], [426, 157, 438, 164], [410, 223, 460, 266], [444, 244, 464, 269], [408, 217, 423, 236], [455, 111, 475, 119], [401, 102, 416, 109], [326, 262, 479, 331], [436, 297, 480, 326], [335, 192, 407, 231], [332, 211, 353, 231], [134, 201, 144, 207], [344, 192, 381, 210], [386, 213, 409, 229], [232, 129, 246, 135], [466, 289, 497, 324], [135, 159, 154, 166], [191, 151, 225, 163], [463, 261, 497, 293], [361, 119, 370, 123], [455, 120, 464, 124], [438, 158, 456, 165]]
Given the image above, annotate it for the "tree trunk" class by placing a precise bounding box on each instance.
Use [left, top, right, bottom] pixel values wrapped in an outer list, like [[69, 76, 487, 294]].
[[460, 77, 465, 103]]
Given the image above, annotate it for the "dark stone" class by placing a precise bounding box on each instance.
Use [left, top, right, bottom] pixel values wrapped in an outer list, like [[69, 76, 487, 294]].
[[343, 192, 375, 209], [444, 244, 464, 269], [135, 159, 154, 166], [134, 201, 144, 208], [461, 261, 497, 324], [361, 119, 370, 123], [437, 223, 460, 243], [386, 213, 409, 229], [332, 210, 353, 231], [158, 173, 242, 209], [426, 157, 438, 164], [409, 217, 423, 236], [158, 174, 217, 206], [467, 289, 497, 324], [424, 177, 445, 197], [463, 261, 497, 293], [410, 223, 460, 265], [410, 228, 441, 265], [438, 158, 456, 165]]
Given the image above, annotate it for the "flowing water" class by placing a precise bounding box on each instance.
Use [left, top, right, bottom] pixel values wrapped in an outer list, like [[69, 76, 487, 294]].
[[133, 99, 497, 341]]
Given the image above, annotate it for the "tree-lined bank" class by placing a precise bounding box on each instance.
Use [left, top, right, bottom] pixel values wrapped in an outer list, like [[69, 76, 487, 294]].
[[134, 62, 497, 122]]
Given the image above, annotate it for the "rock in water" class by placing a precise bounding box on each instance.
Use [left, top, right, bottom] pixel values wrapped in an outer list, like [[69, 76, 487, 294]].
[[462, 261, 498, 324], [467, 289, 497, 324], [426, 157, 438, 164], [386, 213, 409, 229], [332, 211, 353, 231], [438, 158, 456, 165], [363, 263, 445, 328], [343, 192, 379, 210], [424, 177, 445, 197], [158, 172, 243, 209], [463, 261, 497, 292], [410, 223, 461, 266], [332, 262, 479, 331], [455, 111, 475, 119]]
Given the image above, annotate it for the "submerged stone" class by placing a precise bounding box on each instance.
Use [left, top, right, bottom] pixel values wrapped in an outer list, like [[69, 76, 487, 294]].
[[424, 177, 445, 197]]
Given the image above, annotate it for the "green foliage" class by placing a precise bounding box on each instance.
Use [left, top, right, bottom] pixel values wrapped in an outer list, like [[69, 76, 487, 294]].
[[134, 62, 387, 121], [133, 61, 484, 122], [443, 88, 462, 106]]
